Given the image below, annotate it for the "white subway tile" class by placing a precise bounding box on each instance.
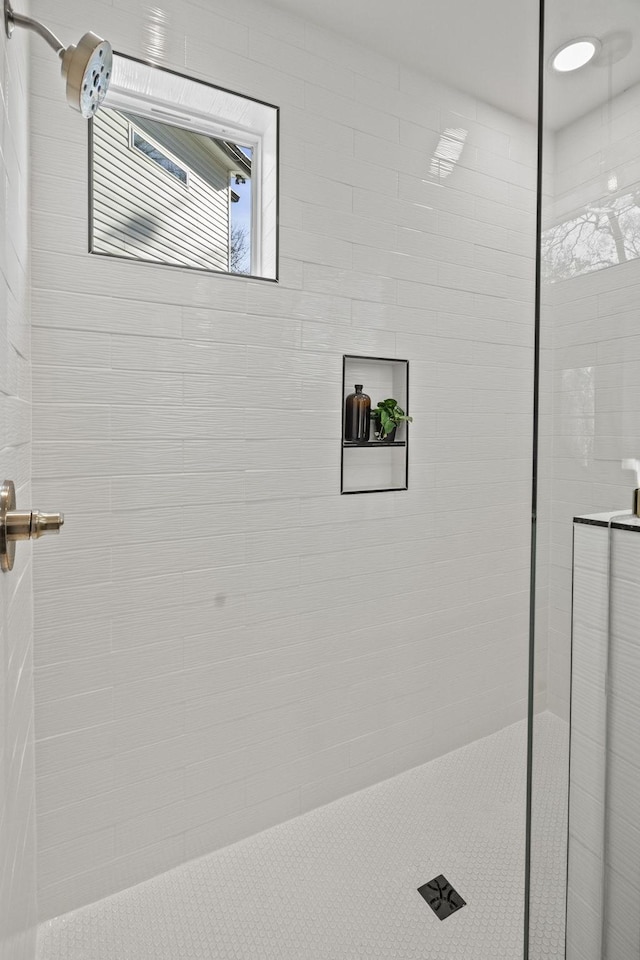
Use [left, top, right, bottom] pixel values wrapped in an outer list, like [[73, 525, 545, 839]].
[[27, 0, 538, 920]]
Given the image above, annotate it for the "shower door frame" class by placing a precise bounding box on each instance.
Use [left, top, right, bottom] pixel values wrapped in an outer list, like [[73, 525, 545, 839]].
[[523, 0, 563, 958]]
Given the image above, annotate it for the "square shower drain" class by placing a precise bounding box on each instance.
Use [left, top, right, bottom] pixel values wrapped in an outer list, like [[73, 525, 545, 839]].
[[417, 875, 466, 920]]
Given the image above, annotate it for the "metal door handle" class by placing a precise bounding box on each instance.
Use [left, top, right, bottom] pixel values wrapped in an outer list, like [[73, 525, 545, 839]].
[[1, 479, 64, 572]]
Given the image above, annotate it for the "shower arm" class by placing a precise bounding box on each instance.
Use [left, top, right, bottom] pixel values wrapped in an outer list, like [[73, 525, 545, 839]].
[[4, 1, 65, 56], [4, 0, 113, 118]]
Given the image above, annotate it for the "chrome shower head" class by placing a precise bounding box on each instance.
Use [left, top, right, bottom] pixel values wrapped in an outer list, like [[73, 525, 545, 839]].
[[4, 0, 112, 118]]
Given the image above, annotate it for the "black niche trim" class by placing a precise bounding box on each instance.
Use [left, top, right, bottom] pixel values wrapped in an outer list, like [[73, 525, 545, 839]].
[[574, 515, 640, 532], [417, 875, 466, 921], [340, 354, 410, 495]]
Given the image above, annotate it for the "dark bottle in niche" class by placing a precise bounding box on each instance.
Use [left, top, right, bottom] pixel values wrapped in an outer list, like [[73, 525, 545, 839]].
[[344, 384, 371, 443]]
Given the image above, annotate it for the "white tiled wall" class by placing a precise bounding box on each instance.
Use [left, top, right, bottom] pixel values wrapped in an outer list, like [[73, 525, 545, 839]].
[[29, 0, 538, 919], [543, 81, 640, 720], [568, 520, 640, 960], [0, 18, 38, 960]]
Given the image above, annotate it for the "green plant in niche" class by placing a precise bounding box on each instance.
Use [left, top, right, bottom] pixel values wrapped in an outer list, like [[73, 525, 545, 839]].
[[371, 398, 413, 440]]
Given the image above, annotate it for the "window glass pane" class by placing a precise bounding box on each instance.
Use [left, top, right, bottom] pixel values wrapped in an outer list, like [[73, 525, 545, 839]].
[[132, 130, 188, 185], [91, 108, 253, 274]]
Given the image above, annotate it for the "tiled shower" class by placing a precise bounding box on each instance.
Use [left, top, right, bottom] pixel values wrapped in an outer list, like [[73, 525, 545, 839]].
[[1, 0, 639, 956], [29, 0, 537, 923]]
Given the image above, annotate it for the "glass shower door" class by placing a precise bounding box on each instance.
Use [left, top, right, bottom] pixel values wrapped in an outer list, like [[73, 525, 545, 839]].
[[532, 0, 640, 955]]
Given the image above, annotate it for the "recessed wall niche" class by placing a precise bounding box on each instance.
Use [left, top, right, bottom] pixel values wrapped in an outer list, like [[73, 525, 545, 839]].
[[341, 355, 409, 495]]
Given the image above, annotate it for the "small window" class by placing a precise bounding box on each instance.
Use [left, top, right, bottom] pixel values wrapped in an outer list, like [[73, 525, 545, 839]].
[[90, 53, 279, 280], [131, 129, 188, 185]]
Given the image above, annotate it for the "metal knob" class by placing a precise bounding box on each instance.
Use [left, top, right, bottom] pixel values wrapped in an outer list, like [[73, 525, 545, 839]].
[[1, 480, 64, 572]]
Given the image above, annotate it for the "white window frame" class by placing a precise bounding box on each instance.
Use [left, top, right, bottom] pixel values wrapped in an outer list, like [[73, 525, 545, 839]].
[[99, 53, 278, 280]]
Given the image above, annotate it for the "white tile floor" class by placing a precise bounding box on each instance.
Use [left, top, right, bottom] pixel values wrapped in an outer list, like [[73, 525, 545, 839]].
[[37, 713, 568, 960]]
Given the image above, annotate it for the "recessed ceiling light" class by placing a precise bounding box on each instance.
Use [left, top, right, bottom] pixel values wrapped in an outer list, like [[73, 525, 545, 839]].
[[551, 38, 601, 73]]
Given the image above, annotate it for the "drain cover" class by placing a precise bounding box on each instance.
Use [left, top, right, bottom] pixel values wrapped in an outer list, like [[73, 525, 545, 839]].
[[417, 875, 466, 920]]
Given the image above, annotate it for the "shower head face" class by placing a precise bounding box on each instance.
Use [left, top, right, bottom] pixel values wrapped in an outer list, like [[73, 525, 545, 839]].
[[61, 32, 112, 117]]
